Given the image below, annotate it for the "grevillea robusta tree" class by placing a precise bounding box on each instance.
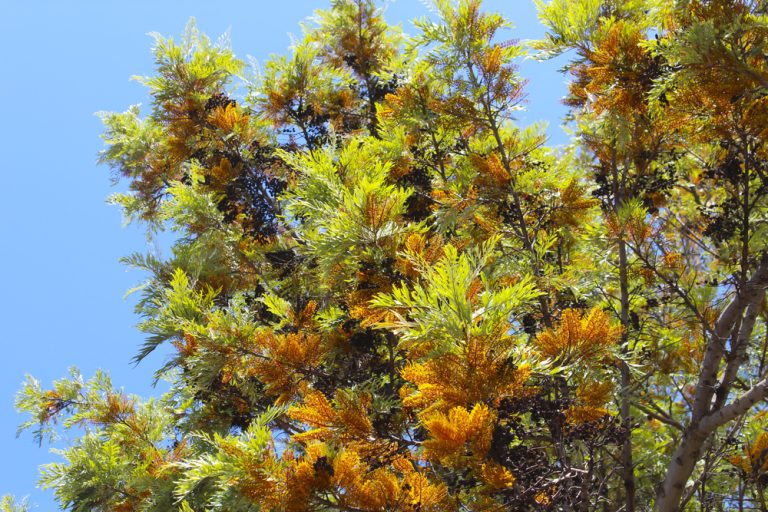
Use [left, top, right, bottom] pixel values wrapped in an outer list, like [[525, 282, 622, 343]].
[[9, 1, 768, 510]]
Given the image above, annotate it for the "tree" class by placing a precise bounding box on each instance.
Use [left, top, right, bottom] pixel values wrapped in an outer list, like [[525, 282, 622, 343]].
[[12, 0, 768, 510], [0, 496, 28, 512]]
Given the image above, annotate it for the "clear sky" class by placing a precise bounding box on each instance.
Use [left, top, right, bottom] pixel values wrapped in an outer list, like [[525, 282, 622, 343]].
[[0, 1, 568, 509]]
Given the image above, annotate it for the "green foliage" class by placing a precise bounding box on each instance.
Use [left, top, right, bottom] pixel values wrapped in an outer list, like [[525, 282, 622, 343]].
[[533, 0, 604, 56], [140, 19, 243, 115], [0, 496, 28, 512], [174, 407, 284, 506], [373, 237, 540, 355]]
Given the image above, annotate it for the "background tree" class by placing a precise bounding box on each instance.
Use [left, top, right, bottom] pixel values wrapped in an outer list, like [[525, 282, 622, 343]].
[[537, 0, 768, 509]]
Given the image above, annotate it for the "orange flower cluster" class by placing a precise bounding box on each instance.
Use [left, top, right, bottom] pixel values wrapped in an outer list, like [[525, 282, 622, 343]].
[[565, 380, 614, 426], [422, 403, 496, 463], [730, 431, 768, 477], [280, 444, 453, 512], [252, 331, 325, 403], [535, 308, 622, 364], [401, 342, 532, 412], [289, 390, 374, 445], [570, 21, 650, 118]]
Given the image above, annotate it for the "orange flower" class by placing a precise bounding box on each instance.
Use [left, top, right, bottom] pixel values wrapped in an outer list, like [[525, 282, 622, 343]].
[[208, 103, 249, 132], [422, 403, 496, 463], [535, 308, 621, 363]]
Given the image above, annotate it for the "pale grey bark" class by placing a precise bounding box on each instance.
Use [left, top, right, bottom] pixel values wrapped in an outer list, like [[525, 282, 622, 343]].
[[713, 298, 763, 412], [655, 259, 768, 511]]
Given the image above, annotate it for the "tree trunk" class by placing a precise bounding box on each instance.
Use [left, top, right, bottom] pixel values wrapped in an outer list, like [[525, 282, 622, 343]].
[[618, 238, 635, 512], [656, 427, 709, 512]]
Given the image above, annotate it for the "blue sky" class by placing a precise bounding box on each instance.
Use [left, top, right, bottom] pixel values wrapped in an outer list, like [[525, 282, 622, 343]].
[[0, 1, 568, 509]]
